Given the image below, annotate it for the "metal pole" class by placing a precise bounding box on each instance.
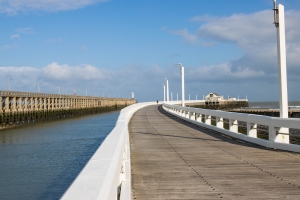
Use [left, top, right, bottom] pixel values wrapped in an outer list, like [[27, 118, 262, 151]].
[[163, 84, 165, 102], [181, 65, 185, 107], [196, 95, 197, 100], [274, 3, 288, 118], [274, 1, 289, 143], [177, 93, 178, 101], [164, 78, 169, 102], [59, 86, 61, 94]]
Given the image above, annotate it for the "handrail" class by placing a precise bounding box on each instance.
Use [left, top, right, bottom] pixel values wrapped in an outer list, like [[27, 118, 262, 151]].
[[163, 103, 300, 153], [61, 102, 157, 200]]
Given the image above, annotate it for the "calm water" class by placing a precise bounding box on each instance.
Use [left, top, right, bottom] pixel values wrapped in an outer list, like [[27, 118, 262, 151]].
[[0, 111, 120, 200], [248, 101, 300, 110]]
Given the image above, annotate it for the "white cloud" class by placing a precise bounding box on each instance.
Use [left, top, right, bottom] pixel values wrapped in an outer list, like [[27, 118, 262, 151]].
[[41, 62, 103, 81], [10, 34, 20, 39], [1, 43, 18, 49], [169, 28, 198, 44], [16, 27, 35, 34], [0, 62, 287, 101], [181, 9, 300, 78], [0, 0, 108, 14]]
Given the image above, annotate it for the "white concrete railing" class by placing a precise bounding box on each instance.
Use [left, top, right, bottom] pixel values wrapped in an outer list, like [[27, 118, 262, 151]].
[[61, 102, 157, 200], [163, 103, 300, 153]]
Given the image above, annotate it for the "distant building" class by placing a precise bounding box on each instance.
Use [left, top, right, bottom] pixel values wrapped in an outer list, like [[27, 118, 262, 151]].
[[205, 92, 223, 101]]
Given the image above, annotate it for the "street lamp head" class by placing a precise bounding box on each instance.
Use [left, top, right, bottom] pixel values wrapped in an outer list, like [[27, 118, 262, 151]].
[[175, 63, 182, 67], [273, 0, 279, 27]]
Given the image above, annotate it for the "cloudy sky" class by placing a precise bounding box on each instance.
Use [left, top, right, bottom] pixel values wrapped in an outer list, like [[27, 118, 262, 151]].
[[1, 0, 300, 102]]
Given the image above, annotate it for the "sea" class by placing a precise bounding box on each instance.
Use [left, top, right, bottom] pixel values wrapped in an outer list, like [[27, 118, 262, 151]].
[[0, 111, 120, 200]]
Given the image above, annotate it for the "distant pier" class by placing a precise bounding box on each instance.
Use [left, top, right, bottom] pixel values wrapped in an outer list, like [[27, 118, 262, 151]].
[[0, 90, 136, 128], [188, 99, 249, 109], [227, 108, 300, 118]]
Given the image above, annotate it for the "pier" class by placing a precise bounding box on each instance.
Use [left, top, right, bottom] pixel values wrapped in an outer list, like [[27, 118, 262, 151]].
[[0, 90, 135, 127], [129, 105, 300, 199]]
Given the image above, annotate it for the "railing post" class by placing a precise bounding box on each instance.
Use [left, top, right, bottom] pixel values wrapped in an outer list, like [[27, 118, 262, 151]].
[[229, 119, 238, 133], [269, 122, 289, 143], [247, 122, 257, 138], [205, 114, 211, 125], [196, 113, 202, 122], [216, 117, 223, 129]]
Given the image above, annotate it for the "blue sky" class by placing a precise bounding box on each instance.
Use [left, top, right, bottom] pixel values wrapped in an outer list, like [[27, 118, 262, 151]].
[[1, 0, 300, 102]]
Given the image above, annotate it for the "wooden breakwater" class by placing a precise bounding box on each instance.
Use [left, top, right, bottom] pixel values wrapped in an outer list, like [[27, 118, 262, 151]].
[[0, 90, 136, 128], [188, 99, 249, 109]]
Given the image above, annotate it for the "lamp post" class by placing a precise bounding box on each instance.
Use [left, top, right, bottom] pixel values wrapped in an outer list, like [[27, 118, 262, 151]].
[[273, 0, 288, 119], [38, 83, 41, 93], [59, 86, 61, 94], [177, 93, 178, 101], [175, 63, 185, 107], [273, 0, 289, 143], [164, 78, 169, 102], [196, 94, 197, 100], [189, 94, 190, 101], [163, 84, 166, 102], [86, 90, 88, 96], [8, 79, 12, 91]]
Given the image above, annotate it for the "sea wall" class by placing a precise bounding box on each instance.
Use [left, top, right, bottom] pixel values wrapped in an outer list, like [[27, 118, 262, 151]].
[[0, 90, 136, 128]]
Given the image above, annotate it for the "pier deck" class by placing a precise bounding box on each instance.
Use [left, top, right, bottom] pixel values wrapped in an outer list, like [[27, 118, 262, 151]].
[[129, 105, 300, 199]]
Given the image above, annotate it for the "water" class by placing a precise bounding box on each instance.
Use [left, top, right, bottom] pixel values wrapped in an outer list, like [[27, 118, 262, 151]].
[[0, 111, 120, 200], [248, 101, 300, 110]]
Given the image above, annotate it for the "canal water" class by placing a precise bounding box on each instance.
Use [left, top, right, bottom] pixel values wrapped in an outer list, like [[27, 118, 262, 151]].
[[0, 111, 120, 200]]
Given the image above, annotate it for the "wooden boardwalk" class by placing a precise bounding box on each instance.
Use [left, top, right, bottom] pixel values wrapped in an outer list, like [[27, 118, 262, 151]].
[[129, 105, 300, 200]]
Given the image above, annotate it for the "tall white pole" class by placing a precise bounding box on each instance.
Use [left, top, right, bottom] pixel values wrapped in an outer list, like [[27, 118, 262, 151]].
[[275, 3, 288, 118], [165, 78, 169, 102], [182, 66, 185, 107], [175, 63, 185, 106], [273, 1, 289, 143], [163, 84, 165, 102]]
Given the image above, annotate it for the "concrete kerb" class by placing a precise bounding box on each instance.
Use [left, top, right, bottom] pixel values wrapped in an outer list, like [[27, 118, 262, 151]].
[[61, 102, 157, 200]]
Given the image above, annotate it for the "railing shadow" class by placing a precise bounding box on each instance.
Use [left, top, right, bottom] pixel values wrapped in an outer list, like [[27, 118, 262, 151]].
[[155, 105, 276, 152]]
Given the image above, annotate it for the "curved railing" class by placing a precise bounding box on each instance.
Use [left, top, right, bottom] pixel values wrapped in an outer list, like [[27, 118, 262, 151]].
[[61, 102, 156, 200], [163, 103, 300, 153]]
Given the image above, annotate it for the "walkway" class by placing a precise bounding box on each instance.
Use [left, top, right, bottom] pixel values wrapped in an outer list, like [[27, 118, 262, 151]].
[[129, 105, 300, 200]]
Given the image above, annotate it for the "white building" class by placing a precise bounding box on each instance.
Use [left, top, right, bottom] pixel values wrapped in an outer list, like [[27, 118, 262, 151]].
[[205, 92, 224, 101]]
